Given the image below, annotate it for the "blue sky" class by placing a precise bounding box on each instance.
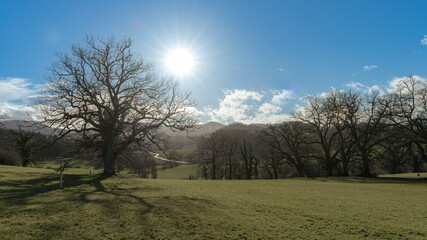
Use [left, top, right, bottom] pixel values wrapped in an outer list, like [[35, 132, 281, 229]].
[[1, 0, 427, 123]]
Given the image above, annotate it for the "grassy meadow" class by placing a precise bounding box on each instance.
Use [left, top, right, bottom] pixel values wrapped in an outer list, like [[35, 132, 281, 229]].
[[157, 165, 199, 179], [1, 165, 427, 239]]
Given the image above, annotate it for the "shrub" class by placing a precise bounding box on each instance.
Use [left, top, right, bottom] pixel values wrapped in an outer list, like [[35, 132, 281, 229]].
[[0, 148, 22, 166]]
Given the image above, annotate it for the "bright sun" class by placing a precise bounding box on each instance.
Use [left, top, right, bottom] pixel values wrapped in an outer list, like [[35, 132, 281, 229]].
[[166, 48, 195, 77]]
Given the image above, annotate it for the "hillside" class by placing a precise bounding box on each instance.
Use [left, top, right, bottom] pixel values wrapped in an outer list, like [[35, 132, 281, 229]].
[[0, 120, 54, 135], [160, 121, 225, 148], [0, 120, 225, 148]]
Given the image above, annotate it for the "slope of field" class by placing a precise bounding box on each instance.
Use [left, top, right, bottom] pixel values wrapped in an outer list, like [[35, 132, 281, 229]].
[[1, 165, 426, 239], [157, 165, 199, 179], [379, 172, 427, 178]]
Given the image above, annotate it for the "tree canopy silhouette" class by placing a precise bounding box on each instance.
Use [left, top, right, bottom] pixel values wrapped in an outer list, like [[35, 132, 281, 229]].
[[40, 36, 196, 175]]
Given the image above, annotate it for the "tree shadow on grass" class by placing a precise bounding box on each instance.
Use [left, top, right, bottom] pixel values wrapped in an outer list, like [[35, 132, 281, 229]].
[[0, 172, 217, 239], [0, 172, 90, 206], [312, 176, 427, 185]]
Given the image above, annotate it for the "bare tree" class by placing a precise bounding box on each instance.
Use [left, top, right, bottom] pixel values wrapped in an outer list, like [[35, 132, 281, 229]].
[[377, 129, 412, 174], [340, 90, 389, 176], [262, 147, 285, 179], [326, 91, 354, 176], [386, 75, 427, 163], [39, 36, 196, 175], [263, 122, 311, 177], [197, 132, 225, 179], [239, 138, 255, 179], [217, 129, 239, 179], [294, 94, 341, 176], [0, 114, 6, 128]]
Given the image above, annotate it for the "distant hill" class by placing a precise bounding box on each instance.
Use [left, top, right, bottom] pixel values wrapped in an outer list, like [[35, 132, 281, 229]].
[[160, 121, 224, 137], [162, 122, 269, 148], [0, 120, 54, 135], [160, 122, 225, 148], [1, 119, 267, 149], [0, 119, 225, 148]]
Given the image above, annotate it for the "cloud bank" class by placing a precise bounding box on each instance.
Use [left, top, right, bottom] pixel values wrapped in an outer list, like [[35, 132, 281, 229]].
[[203, 89, 294, 124], [4, 75, 427, 125], [0, 78, 40, 119]]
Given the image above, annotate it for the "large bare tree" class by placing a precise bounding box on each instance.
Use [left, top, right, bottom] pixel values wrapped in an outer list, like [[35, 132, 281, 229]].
[[294, 94, 341, 176], [39, 36, 196, 175], [340, 90, 389, 176], [386, 75, 427, 163]]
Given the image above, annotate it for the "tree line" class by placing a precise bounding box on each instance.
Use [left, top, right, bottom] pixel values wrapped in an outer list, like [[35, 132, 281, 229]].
[[196, 76, 427, 179]]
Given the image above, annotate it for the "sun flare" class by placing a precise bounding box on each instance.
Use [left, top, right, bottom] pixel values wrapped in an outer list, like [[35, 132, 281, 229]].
[[165, 48, 195, 77]]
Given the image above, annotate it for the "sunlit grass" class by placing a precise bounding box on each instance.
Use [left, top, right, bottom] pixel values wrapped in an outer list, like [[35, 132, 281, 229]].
[[157, 165, 199, 179], [1, 165, 426, 239], [379, 172, 427, 178]]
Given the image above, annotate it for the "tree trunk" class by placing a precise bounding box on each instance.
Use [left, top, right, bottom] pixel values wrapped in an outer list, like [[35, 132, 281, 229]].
[[211, 157, 216, 180], [324, 153, 334, 176], [273, 165, 279, 179], [342, 159, 349, 176], [296, 166, 306, 178], [253, 159, 259, 179], [245, 161, 252, 179], [22, 159, 28, 167], [361, 151, 371, 177], [341, 147, 349, 176], [102, 140, 116, 176], [228, 157, 233, 180], [325, 161, 333, 176]]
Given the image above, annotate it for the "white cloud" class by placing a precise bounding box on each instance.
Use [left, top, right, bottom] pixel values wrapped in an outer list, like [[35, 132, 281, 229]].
[[203, 89, 293, 124], [0, 102, 35, 120], [247, 112, 293, 124], [0, 77, 41, 120], [421, 35, 427, 45], [259, 103, 281, 115], [344, 81, 386, 95], [387, 75, 427, 93], [319, 92, 329, 99], [345, 76, 427, 96], [367, 84, 384, 95], [276, 67, 284, 72], [0, 78, 39, 102], [271, 89, 295, 105], [362, 65, 378, 71], [346, 81, 365, 90], [204, 89, 263, 123], [184, 106, 204, 116]]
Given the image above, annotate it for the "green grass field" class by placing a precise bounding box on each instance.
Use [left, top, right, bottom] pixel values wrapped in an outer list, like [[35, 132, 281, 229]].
[[1, 165, 427, 240], [157, 165, 199, 179], [379, 172, 427, 178]]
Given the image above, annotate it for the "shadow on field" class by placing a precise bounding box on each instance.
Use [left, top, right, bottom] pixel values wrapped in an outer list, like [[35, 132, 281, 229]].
[[0, 172, 88, 205], [0, 171, 215, 239], [313, 177, 427, 185]]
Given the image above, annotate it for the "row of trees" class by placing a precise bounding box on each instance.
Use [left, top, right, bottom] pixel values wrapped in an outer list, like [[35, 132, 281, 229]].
[[0, 126, 72, 167], [196, 76, 427, 178], [0, 124, 158, 177]]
